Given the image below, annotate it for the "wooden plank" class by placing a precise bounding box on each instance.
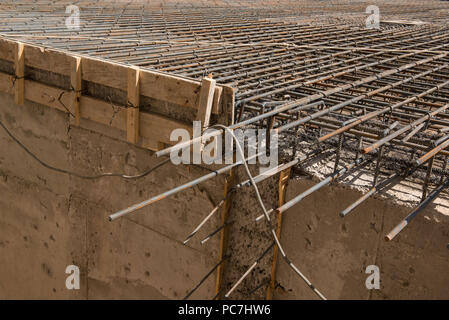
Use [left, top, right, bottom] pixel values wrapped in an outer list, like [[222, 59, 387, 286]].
[[0, 71, 191, 149], [0, 38, 15, 61], [0, 72, 14, 95], [6, 41, 200, 109], [140, 137, 162, 152], [196, 77, 216, 129], [2, 40, 126, 91], [14, 42, 24, 105], [212, 86, 222, 114], [266, 168, 291, 300], [82, 56, 127, 91], [79, 95, 192, 145], [24, 44, 71, 76], [22, 45, 128, 91], [80, 95, 127, 130], [140, 69, 203, 110], [25, 79, 72, 113], [2, 39, 225, 113], [22, 44, 128, 91], [215, 169, 235, 299], [140, 111, 192, 146], [70, 56, 82, 126], [127, 66, 140, 144]]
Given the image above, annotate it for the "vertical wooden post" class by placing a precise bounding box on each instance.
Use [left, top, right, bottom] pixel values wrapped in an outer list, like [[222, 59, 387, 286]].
[[266, 167, 291, 300], [71, 56, 82, 126], [196, 76, 216, 130], [14, 42, 24, 105], [215, 168, 235, 299], [127, 66, 140, 144]]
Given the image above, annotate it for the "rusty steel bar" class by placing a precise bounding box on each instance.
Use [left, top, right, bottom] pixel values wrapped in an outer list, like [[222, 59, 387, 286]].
[[362, 103, 449, 154]]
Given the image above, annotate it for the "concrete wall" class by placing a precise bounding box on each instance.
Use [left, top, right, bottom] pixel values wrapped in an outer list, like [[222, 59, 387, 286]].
[[0, 91, 223, 299], [0, 91, 448, 299], [273, 179, 449, 300], [220, 170, 449, 300]]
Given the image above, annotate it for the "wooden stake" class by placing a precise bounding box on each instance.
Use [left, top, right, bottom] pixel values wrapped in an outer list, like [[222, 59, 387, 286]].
[[71, 56, 82, 126], [266, 168, 291, 300], [196, 76, 216, 129], [127, 66, 140, 144], [215, 168, 235, 299], [14, 42, 24, 105]]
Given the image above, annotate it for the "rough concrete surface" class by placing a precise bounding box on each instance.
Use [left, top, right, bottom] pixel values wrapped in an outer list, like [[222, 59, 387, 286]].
[[0, 91, 223, 299], [0, 91, 448, 299], [274, 178, 449, 299]]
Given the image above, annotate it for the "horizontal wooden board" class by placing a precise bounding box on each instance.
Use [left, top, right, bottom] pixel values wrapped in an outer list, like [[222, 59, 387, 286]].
[[0, 37, 223, 114], [80, 95, 127, 131], [24, 44, 71, 76], [0, 38, 15, 62], [0, 70, 194, 150], [140, 110, 193, 146], [139, 69, 201, 109], [0, 72, 14, 95], [25, 79, 72, 113], [82, 56, 128, 91]]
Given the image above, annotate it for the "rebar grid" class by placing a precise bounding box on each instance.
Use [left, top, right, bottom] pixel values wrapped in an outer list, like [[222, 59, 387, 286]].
[[1, 0, 448, 226]]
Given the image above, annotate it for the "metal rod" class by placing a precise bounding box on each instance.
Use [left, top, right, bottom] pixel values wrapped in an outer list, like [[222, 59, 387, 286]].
[[183, 255, 229, 300], [183, 159, 299, 244], [386, 179, 449, 241], [255, 156, 369, 221], [109, 153, 261, 221], [224, 242, 274, 298]]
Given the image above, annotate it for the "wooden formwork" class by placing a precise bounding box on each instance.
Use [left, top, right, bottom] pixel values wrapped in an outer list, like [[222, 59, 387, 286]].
[[0, 37, 233, 152]]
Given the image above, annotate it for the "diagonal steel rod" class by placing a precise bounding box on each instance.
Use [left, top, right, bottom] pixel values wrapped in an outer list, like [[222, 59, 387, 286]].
[[109, 153, 261, 221], [386, 179, 449, 241]]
